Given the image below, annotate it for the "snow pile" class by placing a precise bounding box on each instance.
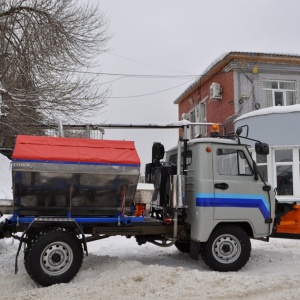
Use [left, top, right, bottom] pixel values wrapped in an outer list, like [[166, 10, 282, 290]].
[[0, 154, 12, 199], [0, 236, 300, 300], [235, 104, 300, 121]]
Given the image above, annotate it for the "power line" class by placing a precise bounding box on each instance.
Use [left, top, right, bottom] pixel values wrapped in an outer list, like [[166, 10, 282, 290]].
[[68, 67, 230, 81], [106, 51, 194, 75], [108, 79, 194, 99], [69, 69, 199, 79]]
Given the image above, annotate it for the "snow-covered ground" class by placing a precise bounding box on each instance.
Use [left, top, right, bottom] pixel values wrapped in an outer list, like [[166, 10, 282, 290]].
[[0, 236, 300, 300], [0, 153, 300, 300]]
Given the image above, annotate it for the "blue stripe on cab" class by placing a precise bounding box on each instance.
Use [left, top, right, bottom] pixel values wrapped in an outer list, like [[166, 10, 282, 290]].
[[196, 193, 270, 219]]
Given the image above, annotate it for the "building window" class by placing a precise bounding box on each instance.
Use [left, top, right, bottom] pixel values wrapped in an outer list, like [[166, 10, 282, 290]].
[[275, 149, 293, 195], [188, 107, 198, 138], [256, 153, 268, 182], [263, 80, 297, 107], [253, 147, 300, 199], [185, 97, 207, 139], [199, 99, 207, 136]]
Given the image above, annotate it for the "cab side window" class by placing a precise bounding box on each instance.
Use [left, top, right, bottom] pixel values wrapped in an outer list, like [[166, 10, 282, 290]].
[[169, 150, 192, 166], [217, 149, 252, 176]]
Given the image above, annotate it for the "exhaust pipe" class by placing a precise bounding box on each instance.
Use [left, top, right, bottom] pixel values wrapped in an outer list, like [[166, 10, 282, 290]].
[[171, 140, 186, 242]]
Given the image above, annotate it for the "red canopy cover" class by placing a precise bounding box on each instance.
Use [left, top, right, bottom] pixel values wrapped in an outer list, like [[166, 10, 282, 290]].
[[12, 135, 140, 166]]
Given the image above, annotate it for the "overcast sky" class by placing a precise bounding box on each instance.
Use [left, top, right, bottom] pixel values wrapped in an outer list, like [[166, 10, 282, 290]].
[[85, 0, 300, 171]]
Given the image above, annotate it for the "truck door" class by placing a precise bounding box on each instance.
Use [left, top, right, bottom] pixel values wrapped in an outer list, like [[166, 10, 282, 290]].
[[212, 144, 272, 236]]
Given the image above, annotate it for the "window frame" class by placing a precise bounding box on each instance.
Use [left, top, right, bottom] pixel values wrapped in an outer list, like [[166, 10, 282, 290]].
[[184, 96, 208, 139], [274, 149, 294, 196], [263, 80, 297, 107], [252, 152, 268, 182], [169, 150, 193, 167], [216, 148, 253, 177]]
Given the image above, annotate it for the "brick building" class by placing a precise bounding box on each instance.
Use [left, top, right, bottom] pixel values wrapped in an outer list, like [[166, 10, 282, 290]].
[[174, 51, 300, 203], [174, 52, 300, 137]]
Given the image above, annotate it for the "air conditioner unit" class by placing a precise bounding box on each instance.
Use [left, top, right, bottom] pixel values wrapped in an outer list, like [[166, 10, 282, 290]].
[[210, 83, 222, 99]]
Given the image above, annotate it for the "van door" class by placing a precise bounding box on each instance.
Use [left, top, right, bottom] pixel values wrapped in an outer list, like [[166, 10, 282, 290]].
[[212, 144, 272, 236]]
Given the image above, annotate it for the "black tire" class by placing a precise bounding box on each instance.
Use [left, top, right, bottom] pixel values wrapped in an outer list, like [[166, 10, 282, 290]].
[[201, 225, 251, 272], [174, 239, 190, 253], [24, 228, 83, 286]]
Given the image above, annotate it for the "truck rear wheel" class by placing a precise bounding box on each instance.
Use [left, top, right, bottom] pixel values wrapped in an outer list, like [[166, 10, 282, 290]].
[[201, 225, 251, 272], [24, 228, 83, 286]]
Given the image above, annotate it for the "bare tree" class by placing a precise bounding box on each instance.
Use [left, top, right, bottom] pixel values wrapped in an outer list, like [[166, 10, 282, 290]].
[[0, 0, 110, 140]]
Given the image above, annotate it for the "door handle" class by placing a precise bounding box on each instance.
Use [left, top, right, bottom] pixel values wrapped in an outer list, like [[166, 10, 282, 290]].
[[214, 183, 229, 190]]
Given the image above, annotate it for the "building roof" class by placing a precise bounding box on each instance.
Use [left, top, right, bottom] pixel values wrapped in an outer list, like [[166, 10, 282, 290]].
[[174, 51, 300, 104]]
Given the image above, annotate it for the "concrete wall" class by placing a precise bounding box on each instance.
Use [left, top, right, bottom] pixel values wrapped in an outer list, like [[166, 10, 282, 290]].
[[233, 62, 300, 117]]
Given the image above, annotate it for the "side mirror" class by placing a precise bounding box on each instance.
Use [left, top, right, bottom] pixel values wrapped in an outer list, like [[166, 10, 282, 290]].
[[152, 142, 165, 166], [236, 125, 249, 137], [255, 142, 269, 155], [236, 127, 243, 136]]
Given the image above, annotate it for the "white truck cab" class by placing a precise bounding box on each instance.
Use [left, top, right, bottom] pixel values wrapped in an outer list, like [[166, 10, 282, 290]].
[[152, 127, 275, 271]]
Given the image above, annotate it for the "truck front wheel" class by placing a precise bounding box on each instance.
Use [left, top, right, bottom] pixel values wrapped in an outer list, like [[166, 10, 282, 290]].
[[24, 228, 83, 286], [201, 225, 251, 272]]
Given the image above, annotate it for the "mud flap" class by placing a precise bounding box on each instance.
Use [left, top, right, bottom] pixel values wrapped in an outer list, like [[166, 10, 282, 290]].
[[189, 240, 200, 260]]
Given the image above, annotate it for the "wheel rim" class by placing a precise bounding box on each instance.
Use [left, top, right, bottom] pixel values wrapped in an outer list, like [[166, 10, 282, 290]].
[[40, 241, 73, 275], [212, 234, 241, 264]]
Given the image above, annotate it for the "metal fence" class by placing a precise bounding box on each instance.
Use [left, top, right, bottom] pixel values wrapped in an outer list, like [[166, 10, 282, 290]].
[[0, 123, 105, 159], [1, 124, 104, 145], [44, 124, 105, 139]]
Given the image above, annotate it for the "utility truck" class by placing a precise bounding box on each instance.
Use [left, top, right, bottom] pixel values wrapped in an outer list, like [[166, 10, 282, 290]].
[[0, 121, 287, 286]]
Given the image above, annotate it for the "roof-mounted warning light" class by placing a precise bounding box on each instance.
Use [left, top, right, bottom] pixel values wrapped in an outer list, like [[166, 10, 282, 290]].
[[210, 123, 220, 137]]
